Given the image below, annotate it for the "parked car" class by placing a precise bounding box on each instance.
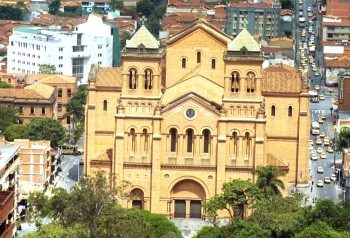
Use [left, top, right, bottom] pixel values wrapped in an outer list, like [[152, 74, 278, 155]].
[[331, 174, 337, 182], [79, 158, 84, 165]]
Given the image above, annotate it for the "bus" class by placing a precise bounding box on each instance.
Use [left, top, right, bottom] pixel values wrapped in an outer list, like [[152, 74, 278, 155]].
[[60, 144, 79, 155], [311, 121, 320, 135], [299, 17, 306, 27], [310, 90, 319, 103]]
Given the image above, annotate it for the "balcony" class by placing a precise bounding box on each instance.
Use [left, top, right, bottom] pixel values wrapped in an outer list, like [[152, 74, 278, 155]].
[[0, 222, 14, 238], [0, 191, 14, 223], [71, 51, 90, 58]]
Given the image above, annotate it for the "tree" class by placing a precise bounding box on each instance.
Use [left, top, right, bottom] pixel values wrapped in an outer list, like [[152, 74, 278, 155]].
[[48, 0, 60, 15], [120, 31, 132, 48], [0, 106, 21, 134], [296, 221, 348, 238], [194, 218, 270, 238], [4, 124, 27, 141], [110, 0, 124, 11], [253, 165, 285, 198], [335, 127, 350, 152], [122, 6, 136, 19], [279, 0, 293, 10], [22, 223, 77, 238], [38, 64, 57, 74], [320, 0, 326, 6], [0, 6, 24, 20], [146, 14, 160, 37], [284, 30, 292, 38], [249, 195, 305, 237], [136, 0, 155, 17], [25, 118, 66, 148], [0, 81, 13, 88], [203, 179, 263, 221]]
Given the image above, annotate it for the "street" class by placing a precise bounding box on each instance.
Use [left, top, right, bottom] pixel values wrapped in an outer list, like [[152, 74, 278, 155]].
[[294, 0, 343, 203]]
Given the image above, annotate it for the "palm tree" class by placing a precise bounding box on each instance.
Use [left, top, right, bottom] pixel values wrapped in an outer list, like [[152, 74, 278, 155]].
[[253, 165, 285, 198]]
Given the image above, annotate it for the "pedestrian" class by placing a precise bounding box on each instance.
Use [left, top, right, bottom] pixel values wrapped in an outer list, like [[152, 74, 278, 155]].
[[312, 179, 314, 185], [311, 186, 313, 192]]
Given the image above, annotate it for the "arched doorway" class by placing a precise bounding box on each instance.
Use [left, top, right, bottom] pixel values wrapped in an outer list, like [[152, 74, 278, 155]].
[[170, 179, 206, 219], [131, 188, 144, 210]]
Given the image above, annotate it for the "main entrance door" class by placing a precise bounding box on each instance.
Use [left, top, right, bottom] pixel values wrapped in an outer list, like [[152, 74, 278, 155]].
[[132, 200, 142, 209], [190, 200, 201, 218], [174, 200, 186, 218]]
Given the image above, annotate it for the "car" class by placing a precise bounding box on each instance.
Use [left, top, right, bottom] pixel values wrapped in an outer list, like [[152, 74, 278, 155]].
[[309, 29, 313, 33], [326, 147, 334, 153], [334, 100, 339, 105], [314, 85, 320, 91], [324, 177, 331, 183], [316, 147, 323, 154], [317, 118, 324, 124], [321, 114, 326, 120], [299, 6, 303, 11], [319, 95, 325, 100], [309, 19, 312, 23], [302, 31, 306, 37], [320, 152, 327, 159], [79, 158, 84, 165], [312, 67, 317, 72], [307, 6, 312, 11], [316, 138, 323, 145], [308, 12, 312, 17], [299, 11, 303, 16], [317, 167, 324, 173], [311, 153, 318, 161], [309, 140, 314, 146], [331, 174, 337, 182], [310, 58, 314, 64], [308, 41, 313, 47], [320, 132, 326, 137], [314, 72, 319, 76], [317, 180, 324, 187], [299, 0, 302, 4], [324, 137, 330, 146], [311, 16, 316, 21], [78, 148, 84, 154]]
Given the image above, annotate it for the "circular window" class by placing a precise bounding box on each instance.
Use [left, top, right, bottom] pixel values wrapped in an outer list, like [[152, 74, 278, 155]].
[[184, 108, 197, 120]]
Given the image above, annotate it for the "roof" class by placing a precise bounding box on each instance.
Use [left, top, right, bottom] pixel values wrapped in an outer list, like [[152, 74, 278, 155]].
[[95, 66, 122, 87], [125, 25, 159, 49], [227, 2, 277, 9], [14, 25, 42, 34], [227, 28, 260, 52], [325, 56, 350, 68], [0, 145, 20, 170], [24, 83, 55, 99], [162, 74, 223, 106], [33, 74, 77, 85]]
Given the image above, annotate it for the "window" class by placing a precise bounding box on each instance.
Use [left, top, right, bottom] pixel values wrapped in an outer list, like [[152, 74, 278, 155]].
[[271, 105, 276, 117], [58, 89, 62, 97], [103, 100, 107, 111], [67, 89, 71, 97], [18, 106, 23, 114], [288, 106, 293, 117], [203, 129, 210, 153], [98, 53, 102, 57], [98, 61, 102, 65], [32, 63, 35, 66], [41, 107, 46, 115], [77, 33, 82, 45], [170, 128, 177, 152], [143, 129, 148, 152], [72, 58, 84, 81], [233, 132, 238, 157], [144, 69, 153, 90], [73, 46, 84, 52], [130, 128, 136, 153], [30, 107, 35, 114], [59, 47, 63, 51], [129, 68, 137, 89], [182, 58, 186, 69], [98, 45, 102, 49], [231, 71, 240, 92], [58, 103, 62, 112], [245, 132, 250, 157], [59, 56, 63, 60], [59, 64, 63, 68], [211, 59, 216, 69], [246, 72, 256, 93], [197, 51, 201, 63], [186, 129, 194, 153]]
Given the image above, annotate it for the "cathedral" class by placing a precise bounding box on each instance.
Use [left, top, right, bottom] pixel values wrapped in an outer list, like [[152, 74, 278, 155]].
[[84, 19, 310, 219]]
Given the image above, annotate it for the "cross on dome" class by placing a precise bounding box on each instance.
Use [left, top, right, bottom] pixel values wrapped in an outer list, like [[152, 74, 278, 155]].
[[140, 16, 147, 25]]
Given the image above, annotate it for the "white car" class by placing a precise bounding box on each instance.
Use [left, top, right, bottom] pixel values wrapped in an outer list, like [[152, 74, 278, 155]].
[[324, 177, 331, 183], [331, 174, 337, 182], [317, 167, 324, 173], [315, 72, 320, 76], [317, 180, 324, 187], [311, 153, 318, 161]]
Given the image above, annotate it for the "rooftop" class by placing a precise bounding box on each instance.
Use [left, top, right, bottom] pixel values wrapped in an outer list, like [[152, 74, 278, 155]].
[[0, 145, 20, 171], [227, 28, 260, 52]]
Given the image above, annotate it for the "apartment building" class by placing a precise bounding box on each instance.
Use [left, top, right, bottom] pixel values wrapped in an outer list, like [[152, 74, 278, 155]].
[[7, 14, 115, 84], [225, 0, 281, 39], [0, 83, 57, 124], [81, 0, 111, 14], [0, 143, 21, 238]]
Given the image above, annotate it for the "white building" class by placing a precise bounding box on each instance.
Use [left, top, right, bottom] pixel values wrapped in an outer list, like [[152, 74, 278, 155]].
[[7, 14, 114, 84]]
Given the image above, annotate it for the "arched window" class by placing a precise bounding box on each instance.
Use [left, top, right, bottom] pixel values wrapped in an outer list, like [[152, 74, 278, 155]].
[[271, 105, 276, 117], [129, 68, 137, 89], [143, 129, 148, 152], [103, 100, 107, 111], [130, 128, 136, 153], [231, 71, 240, 93], [233, 131, 238, 157], [288, 106, 293, 117], [211, 59, 216, 69], [186, 129, 194, 153], [144, 69, 153, 90], [197, 51, 201, 63], [182, 58, 186, 69], [170, 128, 177, 152], [203, 129, 210, 153], [245, 132, 250, 157], [246, 72, 256, 93]]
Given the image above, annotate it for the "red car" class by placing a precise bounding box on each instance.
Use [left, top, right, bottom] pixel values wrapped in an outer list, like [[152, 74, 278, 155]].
[[79, 159, 84, 165]]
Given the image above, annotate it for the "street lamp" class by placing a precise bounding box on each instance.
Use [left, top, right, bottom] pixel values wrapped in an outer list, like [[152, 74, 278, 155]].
[[333, 138, 336, 168]]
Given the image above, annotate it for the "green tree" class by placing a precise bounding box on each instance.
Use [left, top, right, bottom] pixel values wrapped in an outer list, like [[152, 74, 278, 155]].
[[284, 30, 292, 37], [120, 30, 132, 48], [203, 179, 263, 222], [335, 127, 350, 152], [22, 223, 77, 238], [0, 106, 21, 134], [146, 14, 160, 37], [110, 0, 124, 11], [194, 218, 270, 238], [136, 0, 155, 17], [122, 6, 136, 19], [0, 81, 13, 88], [4, 124, 27, 141], [48, 0, 60, 15], [296, 221, 348, 238], [25, 118, 66, 148], [0, 6, 24, 20], [38, 64, 57, 74], [249, 195, 305, 237], [253, 165, 285, 198], [92, 3, 103, 13], [279, 0, 293, 10], [320, 0, 326, 6]]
